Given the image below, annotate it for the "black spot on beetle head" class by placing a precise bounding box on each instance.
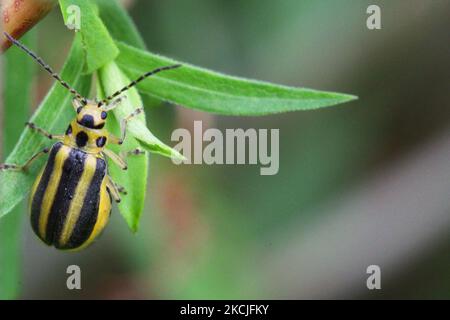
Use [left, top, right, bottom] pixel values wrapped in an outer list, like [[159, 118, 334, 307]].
[[76, 102, 107, 129], [76, 131, 89, 148], [78, 115, 95, 128]]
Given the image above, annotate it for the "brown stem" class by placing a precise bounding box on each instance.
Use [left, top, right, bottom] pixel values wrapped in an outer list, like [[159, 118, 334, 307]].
[[0, 0, 57, 52]]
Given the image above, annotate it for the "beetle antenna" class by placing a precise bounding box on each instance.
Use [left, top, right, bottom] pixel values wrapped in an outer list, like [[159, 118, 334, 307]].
[[3, 32, 87, 104], [98, 64, 181, 107]]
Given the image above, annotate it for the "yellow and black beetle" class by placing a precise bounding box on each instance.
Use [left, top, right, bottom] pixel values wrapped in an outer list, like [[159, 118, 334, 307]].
[[0, 32, 180, 250]]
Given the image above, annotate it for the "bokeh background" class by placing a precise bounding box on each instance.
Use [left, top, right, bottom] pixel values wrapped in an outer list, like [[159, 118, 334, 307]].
[[1, 0, 450, 299]]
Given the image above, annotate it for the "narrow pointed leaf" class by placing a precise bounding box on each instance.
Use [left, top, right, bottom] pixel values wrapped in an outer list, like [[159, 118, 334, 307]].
[[115, 41, 357, 116]]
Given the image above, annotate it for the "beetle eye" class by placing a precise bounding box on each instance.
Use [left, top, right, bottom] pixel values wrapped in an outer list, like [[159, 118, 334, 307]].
[[76, 107, 83, 114], [101, 111, 108, 120]]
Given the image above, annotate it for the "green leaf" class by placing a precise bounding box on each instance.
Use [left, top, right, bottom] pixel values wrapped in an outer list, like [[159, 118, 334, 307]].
[[95, 0, 146, 49], [0, 36, 92, 219], [96, 78, 148, 232], [95, 0, 164, 110], [97, 61, 185, 161], [115, 41, 357, 116], [0, 32, 36, 300], [59, 0, 119, 74]]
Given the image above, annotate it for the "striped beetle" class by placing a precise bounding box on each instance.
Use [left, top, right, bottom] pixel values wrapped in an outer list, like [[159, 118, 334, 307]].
[[0, 32, 180, 250]]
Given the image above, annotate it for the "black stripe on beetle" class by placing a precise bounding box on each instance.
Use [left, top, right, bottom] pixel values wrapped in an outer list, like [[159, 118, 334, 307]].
[[65, 158, 107, 249], [30, 142, 63, 239], [45, 149, 87, 244]]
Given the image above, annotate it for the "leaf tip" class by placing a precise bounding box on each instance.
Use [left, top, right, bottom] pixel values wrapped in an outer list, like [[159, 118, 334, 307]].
[[339, 93, 358, 103], [129, 224, 139, 234], [171, 149, 187, 162]]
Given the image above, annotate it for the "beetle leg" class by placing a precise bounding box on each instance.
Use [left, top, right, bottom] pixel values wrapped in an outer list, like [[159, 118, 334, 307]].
[[112, 179, 127, 195], [0, 147, 50, 171], [106, 176, 122, 203], [116, 185, 127, 195], [108, 108, 144, 145], [103, 148, 145, 170], [103, 149, 127, 170], [102, 95, 127, 112], [25, 122, 64, 140], [107, 134, 121, 145], [121, 148, 145, 157]]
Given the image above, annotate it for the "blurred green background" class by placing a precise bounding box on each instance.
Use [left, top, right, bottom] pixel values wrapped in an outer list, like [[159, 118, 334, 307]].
[[1, 0, 450, 299]]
